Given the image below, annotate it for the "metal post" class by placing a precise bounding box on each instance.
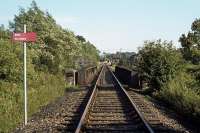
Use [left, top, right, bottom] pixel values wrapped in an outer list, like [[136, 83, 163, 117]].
[[23, 24, 27, 125], [73, 70, 76, 86]]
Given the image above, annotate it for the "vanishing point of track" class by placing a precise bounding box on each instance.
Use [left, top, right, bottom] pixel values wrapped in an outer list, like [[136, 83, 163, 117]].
[[75, 65, 154, 133]]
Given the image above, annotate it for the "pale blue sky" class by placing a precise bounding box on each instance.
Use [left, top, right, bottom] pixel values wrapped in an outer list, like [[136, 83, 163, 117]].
[[0, 0, 200, 53]]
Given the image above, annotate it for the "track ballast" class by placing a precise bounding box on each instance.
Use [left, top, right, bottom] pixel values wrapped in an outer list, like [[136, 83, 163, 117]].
[[75, 65, 154, 133]]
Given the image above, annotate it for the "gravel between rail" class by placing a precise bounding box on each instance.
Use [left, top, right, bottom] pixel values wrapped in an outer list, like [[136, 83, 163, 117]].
[[14, 87, 89, 133], [127, 89, 199, 133], [13, 72, 199, 132]]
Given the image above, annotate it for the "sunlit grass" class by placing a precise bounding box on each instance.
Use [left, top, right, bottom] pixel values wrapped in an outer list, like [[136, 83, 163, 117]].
[[0, 72, 66, 133], [154, 71, 200, 122]]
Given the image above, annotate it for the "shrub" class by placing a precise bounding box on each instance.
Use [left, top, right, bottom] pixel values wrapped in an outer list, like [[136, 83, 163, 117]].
[[0, 1, 99, 132], [0, 72, 66, 133], [0, 40, 22, 82], [155, 71, 200, 122], [186, 64, 200, 84], [136, 40, 183, 90]]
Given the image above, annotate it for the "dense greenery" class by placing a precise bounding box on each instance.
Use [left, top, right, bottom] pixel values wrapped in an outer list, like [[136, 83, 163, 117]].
[[179, 18, 200, 64], [126, 20, 200, 124], [1, 0, 200, 131], [102, 52, 136, 69], [8, 1, 99, 72], [0, 1, 99, 132], [135, 40, 183, 90], [155, 71, 200, 122], [0, 71, 66, 132]]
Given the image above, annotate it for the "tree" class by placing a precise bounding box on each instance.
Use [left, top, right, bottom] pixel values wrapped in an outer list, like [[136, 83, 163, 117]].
[[179, 18, 200, 64], [0, 40, 22, 82], [76, 35, 86, 42], [0, 24, 10, 40], [136, 40, 183, 90], [8, 0, 100, 73]]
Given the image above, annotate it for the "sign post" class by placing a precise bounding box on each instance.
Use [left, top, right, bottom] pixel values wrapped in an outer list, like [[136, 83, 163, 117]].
[[73, 70, 76, 86], [23, 24, 27, 125], [12, 25, 36, 126]]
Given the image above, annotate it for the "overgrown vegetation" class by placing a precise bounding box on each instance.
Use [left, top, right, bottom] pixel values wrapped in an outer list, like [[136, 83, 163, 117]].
[[102, 52, 136, 69], [154, 71, 200, 122], [179, 18, 200, 64], [0, 72, 66, 132], [0, 1, 99, 132], [135, 40, 183, 90], [117, 19, 200, 124]]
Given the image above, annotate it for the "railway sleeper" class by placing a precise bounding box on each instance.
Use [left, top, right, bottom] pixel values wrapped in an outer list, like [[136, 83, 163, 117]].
[[84, 123, 146, 131], [88, 116, 140, 121]]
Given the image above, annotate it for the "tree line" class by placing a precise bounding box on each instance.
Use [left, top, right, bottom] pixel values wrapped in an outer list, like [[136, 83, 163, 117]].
[[1, 1, 100, 78]]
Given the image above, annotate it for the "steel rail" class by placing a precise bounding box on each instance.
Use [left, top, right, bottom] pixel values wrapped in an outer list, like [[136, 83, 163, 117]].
[[74, 65, 105, 133], [75, 65, 154, 133], [107, 66, 155, 133]]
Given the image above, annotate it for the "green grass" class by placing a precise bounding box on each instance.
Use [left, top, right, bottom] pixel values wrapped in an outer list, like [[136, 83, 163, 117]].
[[154, 71, 200, 122], [0, 72, 66, 133]]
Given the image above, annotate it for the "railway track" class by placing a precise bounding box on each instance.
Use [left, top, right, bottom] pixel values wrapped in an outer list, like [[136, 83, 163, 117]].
[[60, 89, 90, 132], [16, 65, 181, 132], [126, 90, 172, 133], [75, 65, 154, 133], [14, 89, 90, 133]]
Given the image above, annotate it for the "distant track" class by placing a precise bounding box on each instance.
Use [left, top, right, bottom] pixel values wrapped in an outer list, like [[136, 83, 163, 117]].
[[75, 65, 154, 133]]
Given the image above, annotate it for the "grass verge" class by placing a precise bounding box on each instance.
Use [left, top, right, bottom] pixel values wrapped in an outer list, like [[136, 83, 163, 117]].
[[0, 72, 66, 133], [154, 71, 200, 123]]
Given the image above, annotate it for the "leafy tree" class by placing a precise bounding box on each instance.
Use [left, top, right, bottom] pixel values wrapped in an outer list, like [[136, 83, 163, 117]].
[[179, 18, 200, 64], [0, 24, 10, 40], [0, 1, 100, 132], [76, 35, 86, 42], [8, 0, 99, 73], [136, 40, 183, 90], [0, 40, 22, 82]]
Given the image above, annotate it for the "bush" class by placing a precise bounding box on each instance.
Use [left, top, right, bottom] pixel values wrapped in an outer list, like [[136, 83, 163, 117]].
[[136, 40, 183, 90], [0, 1, 99, 132], [155, 71, 200, 122], [0, 72, 66, 133], [186, 64, 200, 84], [0, 40, 22, 82]]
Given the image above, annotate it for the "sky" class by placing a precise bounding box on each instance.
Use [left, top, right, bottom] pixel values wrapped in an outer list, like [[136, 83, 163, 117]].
[[0, 0, 200, 53]]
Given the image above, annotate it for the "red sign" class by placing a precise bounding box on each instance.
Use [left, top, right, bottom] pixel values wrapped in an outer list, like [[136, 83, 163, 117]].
[[12, 32, 36, 42]]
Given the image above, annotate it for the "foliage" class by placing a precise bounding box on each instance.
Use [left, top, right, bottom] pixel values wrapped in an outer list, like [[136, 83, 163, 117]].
[[76, 35, 86, 42], [179, 18, 200, 64], [102, 52, 136, 68], [136, 40, 183, 90], [9, 0, 99, 72], [0, 72, 66, 133], [0, 1, 99, 132], [154, 71, 200, 122], [0, 24, 10, 40], [79, 41, 100, 68], [185, 64, 200, 84], [117, 52, 136, 68], [0, 40, 22, 82]]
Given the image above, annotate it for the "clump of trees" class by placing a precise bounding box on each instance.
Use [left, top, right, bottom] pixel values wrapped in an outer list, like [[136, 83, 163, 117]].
[[8, 1, 99, 73], [102, 52, 136, 69], [135, 40, 183, 90], [0, 1, 99, 132]]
